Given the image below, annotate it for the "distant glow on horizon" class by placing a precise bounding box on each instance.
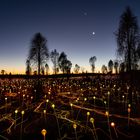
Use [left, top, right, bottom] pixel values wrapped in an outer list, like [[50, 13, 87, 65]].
[[0, 65, 101, 74]]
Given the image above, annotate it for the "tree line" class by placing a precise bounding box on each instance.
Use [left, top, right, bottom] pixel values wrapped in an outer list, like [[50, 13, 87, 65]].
[[25, 6, 140, 75], [25, 33, 98, 75], [26, 33, 73, 75]]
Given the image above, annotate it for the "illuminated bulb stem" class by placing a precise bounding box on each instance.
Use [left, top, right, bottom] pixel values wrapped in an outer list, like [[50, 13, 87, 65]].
[[111, 122, 118, 138], [93, 96, 96, 108], [128, 107, 131, 127], [41, 129, 47, 140], [114, 127, 118, 138], [85, 113, 90, 132], [92, 124, 97, 140], [76, 100, 85, 121], [73, 124, 78, 140], [70, 103, 74, 119], [104, 101, 107, 110], [53, 106, 61, 139], [125, 92, 129, 110], [20, 111, 24, 140], [74, 129, 78, 140], [5, 97, 7, 113], [44, 110, 46, 123], [106, 112, 112, 140], [122, 95, 125, 109], [43, 135, 46, 140], [15, 115, 17, 129], [45, 100, 48, 109], [108, 93, 110, 111], [14, 110, 18, 129]]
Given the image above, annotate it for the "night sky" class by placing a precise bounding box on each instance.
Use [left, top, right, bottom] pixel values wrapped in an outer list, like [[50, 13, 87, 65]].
[[0, 0, 140, 74]]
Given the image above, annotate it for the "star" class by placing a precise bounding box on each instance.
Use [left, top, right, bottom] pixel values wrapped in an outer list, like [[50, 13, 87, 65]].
[[92, 32, 95, 35], [84, 12, 87, 16]]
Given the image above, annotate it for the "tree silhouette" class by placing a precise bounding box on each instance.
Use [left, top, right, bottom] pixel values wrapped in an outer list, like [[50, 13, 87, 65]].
[[1, 70, 5, 75], [116, 7, 140, 72], [28, 33, 49, 75], [114, 60, 119, 74], [26, 59, 31, 75], [89, 56, 97, 73], [74, 64, 80, 74], [136, 45, 140, 68], [45, 63, 49, 75], [58, 52, 72, 74], [101, 65, 107, 74], [119, 62, 125, 73], [108, 60, 113, 73], [41, 66, 45, 75], [50, 49, 59, 74], [33, 71, 37, 75], [137, 45, 140, 59], [64, 59, 72, 74], [58, 52, 67, 73]]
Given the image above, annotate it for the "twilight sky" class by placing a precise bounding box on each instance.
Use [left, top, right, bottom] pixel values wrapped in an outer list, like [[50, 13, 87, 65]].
[[0, 0, 140, 74]]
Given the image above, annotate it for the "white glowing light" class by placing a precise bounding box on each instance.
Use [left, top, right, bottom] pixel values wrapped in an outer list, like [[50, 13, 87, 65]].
[[92, 32, 95, 35]]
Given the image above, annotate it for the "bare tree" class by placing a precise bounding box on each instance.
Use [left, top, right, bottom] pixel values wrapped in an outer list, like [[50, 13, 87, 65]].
[[58, 52, 72, 74], [116, 7, 140, 71], [137, 44, 140, 59], [64, 59, 72, 74], [26, 59, 31, 75], [114, 60, 119, 74], [58, 52, 67, 73], [45, 63, 49, 75], [119, 62, 125, 73], [41, 66, 45, 75], [28, 33, 49, 75], [1, 70, 5, 75], [74, 64, 80, 74], [50, 49, 59, 74], [89, 56, 97, 73], [108, 60, 113, 73]]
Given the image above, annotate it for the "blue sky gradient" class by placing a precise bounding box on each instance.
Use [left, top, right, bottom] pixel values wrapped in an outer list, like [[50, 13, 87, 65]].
[[0, 0, 140, 73]]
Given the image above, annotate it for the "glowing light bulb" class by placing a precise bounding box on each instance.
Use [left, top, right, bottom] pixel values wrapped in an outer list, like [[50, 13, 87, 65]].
[[70, 103, 73, 107], [41, 129, 47, 136], [90, 117, 94, 124], [105, 111, 109, 116], [107, 91, 110, 95], [104, 101, 107, 104], [15, 110, 18, 114], [128, 108, 131, 113], [87, 112, 90, 116], [73, 123, 77, 129], [43, 110, 46, 114], [111, 122, 115, 127], [46, 99, 49, 103], [21, 110, 25, 115], [52, 104, 55, 109], [128, 104, 131, 108]]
